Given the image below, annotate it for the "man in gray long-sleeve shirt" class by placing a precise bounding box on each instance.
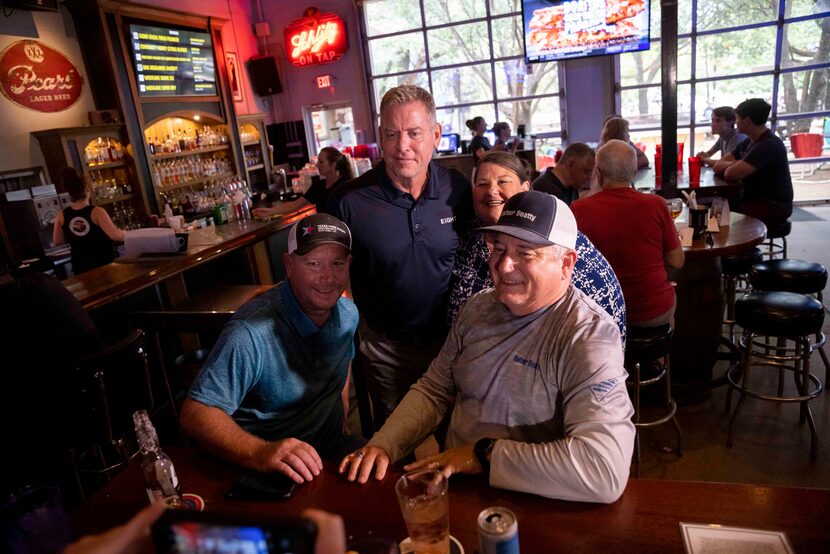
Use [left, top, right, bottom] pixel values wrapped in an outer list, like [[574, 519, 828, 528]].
[[340, 191, 635, 503]]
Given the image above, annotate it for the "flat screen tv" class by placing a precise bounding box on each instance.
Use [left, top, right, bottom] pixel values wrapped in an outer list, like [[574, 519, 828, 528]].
[[128, 22, 217, 98], [437, 133, 459, 154], [522, 0, 651, 63]]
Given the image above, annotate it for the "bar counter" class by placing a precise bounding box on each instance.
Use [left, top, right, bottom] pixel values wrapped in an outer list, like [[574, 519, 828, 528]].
[[62, 205, 314, 311], [72, 448, 830, 553]]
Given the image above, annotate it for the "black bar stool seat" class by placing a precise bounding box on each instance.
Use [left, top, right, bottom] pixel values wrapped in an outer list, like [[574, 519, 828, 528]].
[[761, 219, 791, 260], [722, 247, 763, 277], [624, 324, 683, 476], [750, 259, 828, 295], [722, 248, 764, 344], [726, 291, 825, 458]]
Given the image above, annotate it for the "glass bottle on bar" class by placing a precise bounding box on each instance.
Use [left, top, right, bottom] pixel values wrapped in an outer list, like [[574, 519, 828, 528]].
[[133, 410, 184, 508]]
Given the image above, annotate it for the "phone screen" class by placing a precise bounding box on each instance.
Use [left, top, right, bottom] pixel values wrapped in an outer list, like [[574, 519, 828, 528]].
[[153, 511, 316, 554]]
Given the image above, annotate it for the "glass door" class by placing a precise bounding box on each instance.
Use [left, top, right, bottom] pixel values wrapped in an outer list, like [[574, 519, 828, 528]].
[[303, 104, 357, 157]]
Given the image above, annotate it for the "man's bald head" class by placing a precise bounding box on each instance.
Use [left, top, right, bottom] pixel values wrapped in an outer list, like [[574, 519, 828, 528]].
[[595, 139, 638, 187]]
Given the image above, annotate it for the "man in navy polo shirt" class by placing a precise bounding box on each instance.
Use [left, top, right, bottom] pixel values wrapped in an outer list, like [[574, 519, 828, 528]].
[[181, 213, 359, 484], [332, 85, 473, 429]]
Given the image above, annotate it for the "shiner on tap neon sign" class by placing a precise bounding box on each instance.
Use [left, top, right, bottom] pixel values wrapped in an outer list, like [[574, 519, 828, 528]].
[[284, 8, 348, 67]]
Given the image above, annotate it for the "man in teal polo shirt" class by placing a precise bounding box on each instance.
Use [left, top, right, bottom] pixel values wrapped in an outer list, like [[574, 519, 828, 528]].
[[181, 213, 359, 484]]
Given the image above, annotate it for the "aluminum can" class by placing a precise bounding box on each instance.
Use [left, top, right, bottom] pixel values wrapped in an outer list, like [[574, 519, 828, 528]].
[[477, 506, 519, 554]]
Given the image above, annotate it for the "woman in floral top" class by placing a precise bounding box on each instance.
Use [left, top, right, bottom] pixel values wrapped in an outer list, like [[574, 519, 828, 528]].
[[447, 151, 627, 344]]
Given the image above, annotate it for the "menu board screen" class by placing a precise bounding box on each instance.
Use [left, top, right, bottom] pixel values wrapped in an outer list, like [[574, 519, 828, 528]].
[[129, 23, 217, 97], [522, 0, 651, 63]]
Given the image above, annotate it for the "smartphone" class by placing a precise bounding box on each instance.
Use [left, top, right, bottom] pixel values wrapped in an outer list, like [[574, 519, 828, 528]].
[[152, 509, 316, 554], [225, 472, 297, 500]]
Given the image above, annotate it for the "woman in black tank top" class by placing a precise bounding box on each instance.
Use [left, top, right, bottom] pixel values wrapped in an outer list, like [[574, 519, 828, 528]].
[[52, 168, 125, 274]]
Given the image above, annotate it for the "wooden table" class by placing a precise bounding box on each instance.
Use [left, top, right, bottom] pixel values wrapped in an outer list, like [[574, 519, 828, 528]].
[[633, 164, 742, 199], [671, 212, 767, 400], [71, 448, 830, 553]]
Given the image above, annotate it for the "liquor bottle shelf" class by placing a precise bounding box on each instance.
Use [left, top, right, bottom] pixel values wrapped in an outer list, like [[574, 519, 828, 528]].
[[155, 171, 235, 192], [246, 164, 264, 171], [150, 144, 230, 161], [94, 193, 136, 205], [86, 160, 126, 170]]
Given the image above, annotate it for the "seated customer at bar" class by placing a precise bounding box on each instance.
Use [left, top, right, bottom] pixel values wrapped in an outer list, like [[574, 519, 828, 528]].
[[341, 192, 635, 503], [448, 150, 626, 342], [531, 143, 595, 205], [180, 213, 359, 484], [696, 106, 747, 167], [599, 116, 649, 169], [712, 98, 793, 228], [572, 140, 684, 327]]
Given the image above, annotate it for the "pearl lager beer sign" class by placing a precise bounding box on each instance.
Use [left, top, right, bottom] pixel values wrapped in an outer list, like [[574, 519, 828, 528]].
[[0, 40, 84, 112]]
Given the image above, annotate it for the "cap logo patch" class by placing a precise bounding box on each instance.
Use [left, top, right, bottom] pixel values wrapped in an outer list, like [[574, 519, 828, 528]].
[[302, 225, 315, 236]]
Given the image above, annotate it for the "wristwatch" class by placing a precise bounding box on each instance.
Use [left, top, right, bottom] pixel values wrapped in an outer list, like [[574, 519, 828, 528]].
[[474, 438, 496, 473]]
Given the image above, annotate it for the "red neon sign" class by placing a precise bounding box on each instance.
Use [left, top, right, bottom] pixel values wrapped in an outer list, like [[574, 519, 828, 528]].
[[285, 12, 348, 67]]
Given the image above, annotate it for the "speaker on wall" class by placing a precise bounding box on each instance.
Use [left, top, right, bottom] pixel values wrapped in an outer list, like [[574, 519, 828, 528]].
[[248, 56, 283, 96]]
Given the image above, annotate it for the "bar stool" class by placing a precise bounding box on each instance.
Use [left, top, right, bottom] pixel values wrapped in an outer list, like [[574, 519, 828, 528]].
[[725, 292, 825, 458], [761, 219, 791, 260], [625, 324, 683, 477], [749, 259, 830, 387], [721, 247, 763, 344]]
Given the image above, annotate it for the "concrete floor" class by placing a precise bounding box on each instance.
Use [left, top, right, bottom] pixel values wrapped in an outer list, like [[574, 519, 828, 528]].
[[638, 205, 830, 487]]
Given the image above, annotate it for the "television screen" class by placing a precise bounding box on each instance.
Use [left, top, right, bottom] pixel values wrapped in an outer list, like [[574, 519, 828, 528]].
[[522, 0, 651, 63], [128, 23, 217, 97], [437, 133, 459, 154]]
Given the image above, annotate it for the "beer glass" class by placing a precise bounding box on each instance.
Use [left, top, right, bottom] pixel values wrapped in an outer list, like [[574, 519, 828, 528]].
[[395, 470, 449, 554]]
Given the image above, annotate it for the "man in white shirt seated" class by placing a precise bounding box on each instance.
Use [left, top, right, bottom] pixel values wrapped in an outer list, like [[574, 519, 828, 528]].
[[339, 191, 635, 503]]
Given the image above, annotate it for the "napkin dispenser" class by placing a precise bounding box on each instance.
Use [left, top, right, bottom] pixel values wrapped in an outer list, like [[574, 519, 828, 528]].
[[123, 228, 188, 258]]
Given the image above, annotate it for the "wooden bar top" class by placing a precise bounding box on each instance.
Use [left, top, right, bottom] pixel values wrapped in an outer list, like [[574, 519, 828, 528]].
[[72, 448, 830, 553], [62, 205, 314, 311]]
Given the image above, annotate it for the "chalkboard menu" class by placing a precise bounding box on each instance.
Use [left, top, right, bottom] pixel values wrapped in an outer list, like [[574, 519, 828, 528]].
[[129, 23, 217, 97]]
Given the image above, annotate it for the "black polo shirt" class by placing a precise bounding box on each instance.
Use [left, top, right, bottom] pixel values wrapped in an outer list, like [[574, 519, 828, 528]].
[[532, 168, 579, 206], [333, 160, 473, 336], [735, 130, 793, 206]]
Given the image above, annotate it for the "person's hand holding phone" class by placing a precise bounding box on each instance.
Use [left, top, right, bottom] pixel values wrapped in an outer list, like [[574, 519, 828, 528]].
[[257, 437, 323, 483]]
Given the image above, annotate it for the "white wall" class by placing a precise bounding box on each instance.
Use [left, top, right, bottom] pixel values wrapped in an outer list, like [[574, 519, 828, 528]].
[[0, 8, 96, 174]]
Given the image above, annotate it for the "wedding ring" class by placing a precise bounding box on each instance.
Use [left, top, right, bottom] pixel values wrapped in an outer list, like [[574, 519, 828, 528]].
[[354, 450, 366, 459], [426, 460, 440, 470]]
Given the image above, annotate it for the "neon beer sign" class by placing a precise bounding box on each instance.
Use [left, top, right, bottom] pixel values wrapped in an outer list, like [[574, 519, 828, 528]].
[[285, 10, 348, 67]]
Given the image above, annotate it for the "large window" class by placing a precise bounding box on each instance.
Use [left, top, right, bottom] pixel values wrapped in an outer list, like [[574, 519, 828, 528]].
[[360, 0, 562, 144], [619, 0, 830, 166]]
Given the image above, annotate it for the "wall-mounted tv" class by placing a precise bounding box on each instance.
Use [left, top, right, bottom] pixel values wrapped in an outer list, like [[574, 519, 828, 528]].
[[522, 0, 651, 63], [128, 23, 217, 98]]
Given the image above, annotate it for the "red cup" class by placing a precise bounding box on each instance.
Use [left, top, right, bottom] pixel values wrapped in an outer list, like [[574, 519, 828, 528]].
[[688, 156, 702, 187], [654, 151, 662, 187], [676, 143, 685, 171]]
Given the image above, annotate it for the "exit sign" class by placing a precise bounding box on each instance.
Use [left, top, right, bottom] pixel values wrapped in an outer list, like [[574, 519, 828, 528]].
[[317, 75, 332, 88]]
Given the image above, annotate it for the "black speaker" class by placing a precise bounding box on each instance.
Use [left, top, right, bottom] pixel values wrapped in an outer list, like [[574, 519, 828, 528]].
[[3, 0, 58, 11], [248, 56, 283, 96]]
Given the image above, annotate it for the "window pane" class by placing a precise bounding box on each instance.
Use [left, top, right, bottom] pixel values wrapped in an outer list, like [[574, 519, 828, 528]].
[[695, 27, 776, 79], [437, 104, 496, 138], [372, 73, 430, 113], [622, 84, 692, 128], [424, 0, 486, 25], [535, 137, 564, 171], [432, 63, 493, 105], [491, 15, 523, 58], [363, 0, 422, 37], [368, 32, 426, 76], [696, 0, 777, 32], [777, 68, 830, 115], [428, 22, 490, 66], [651, 1, 661, 40], [500, 96, 561, 135], [490, 0, 521, 16], [630, 128, 693, 161], [620, 39, 691, 87], [495, 58, 558, 98], [790, 0, 829, 18], [782, 20, 830, 70]]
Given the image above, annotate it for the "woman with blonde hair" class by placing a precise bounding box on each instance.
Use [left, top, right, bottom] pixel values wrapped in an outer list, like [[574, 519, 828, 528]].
[[599, 116, 649, 169]]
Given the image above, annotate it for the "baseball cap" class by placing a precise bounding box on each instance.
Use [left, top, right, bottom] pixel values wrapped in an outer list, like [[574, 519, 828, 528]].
[[477, 190, 577, 250], [287, 213, 352, 255]]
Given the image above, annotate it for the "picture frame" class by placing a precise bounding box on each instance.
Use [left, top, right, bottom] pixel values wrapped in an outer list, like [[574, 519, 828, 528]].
[[226, 52, 243, 103]]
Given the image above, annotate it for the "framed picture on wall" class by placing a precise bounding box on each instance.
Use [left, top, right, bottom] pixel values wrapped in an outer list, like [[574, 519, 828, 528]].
[[226, 52, 243, 102]]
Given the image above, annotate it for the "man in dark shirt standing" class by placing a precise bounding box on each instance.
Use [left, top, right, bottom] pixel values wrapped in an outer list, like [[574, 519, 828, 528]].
[[333, 85, 473, 429], [713, 98, 793, 227], [531, 143, 595, 206]]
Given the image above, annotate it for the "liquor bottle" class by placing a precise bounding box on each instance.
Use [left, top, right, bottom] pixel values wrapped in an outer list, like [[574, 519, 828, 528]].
[[132, 410, 184, 507]]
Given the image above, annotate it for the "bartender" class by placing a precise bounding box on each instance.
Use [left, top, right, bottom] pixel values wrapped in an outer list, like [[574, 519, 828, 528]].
[[253, 146, 353, 218], [52, 167, 125, 274]]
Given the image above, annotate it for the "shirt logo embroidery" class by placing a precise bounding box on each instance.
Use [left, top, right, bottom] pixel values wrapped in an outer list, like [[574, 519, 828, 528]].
[[440, 216, 456, 224], [590, 378, 618, 402], [513, 354, 540, 371], [69, 216, 90, 237]]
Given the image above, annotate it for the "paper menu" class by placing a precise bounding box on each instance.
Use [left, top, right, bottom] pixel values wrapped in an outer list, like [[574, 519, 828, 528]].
[[679, 522, 794, 554]]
